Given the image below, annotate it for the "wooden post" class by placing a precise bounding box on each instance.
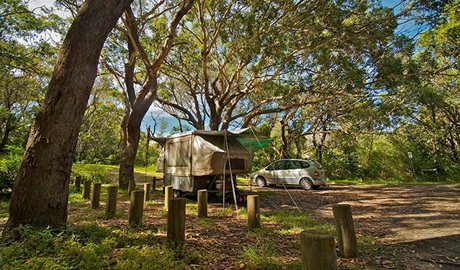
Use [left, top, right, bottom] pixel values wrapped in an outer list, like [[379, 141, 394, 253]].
[[152, 176, 157, 190], [91, 183, 101, 209], [300, 230, 337, 270], [247, 195, 260, 230], [128, 180, 136, 194], [144, 183, 151, 202], [129, 190, 144, 227], [82, 180, 91, 199], [167, 198, 186, 247], [164, 185, 173, 211], [106, 185, 118, 218], [333, 204, 358, 258], [75, 176, 81, 190], [197, 189, 208, 218]]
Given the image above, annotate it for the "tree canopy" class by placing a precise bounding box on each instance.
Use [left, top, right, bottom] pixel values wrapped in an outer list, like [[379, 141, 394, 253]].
[[0, 0, 459, 229]]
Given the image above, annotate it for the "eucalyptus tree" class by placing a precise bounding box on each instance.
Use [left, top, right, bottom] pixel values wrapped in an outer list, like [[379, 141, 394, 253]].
[[6, 0, 133, 229], [400, 1, 459, 174], [102, 0, 194, 188], [0, 0, 58, 152], [155, 0, 404, 133], [263, 0, 436, 165], [75, 76, 125, 164]]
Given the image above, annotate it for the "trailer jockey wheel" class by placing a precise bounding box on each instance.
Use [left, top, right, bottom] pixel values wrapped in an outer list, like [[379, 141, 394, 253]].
[[173, 189, 182, 198]]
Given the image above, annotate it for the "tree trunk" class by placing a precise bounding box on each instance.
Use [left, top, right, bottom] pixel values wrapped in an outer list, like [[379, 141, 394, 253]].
[[117, 0, 194, 189], [119, 119, 141, 189], [0, 113, 13, 152], [5, 0, 132, 230]]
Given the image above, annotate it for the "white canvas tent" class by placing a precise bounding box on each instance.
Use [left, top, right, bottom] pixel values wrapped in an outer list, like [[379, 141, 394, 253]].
[[153, 128, 272, 196]]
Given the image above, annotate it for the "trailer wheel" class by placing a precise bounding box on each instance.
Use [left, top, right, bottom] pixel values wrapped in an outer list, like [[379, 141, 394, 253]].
[[173, 189, 182, 198]]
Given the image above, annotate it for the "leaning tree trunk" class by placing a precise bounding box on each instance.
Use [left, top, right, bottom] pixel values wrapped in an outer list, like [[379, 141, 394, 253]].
[[5, 0, 132, 230]]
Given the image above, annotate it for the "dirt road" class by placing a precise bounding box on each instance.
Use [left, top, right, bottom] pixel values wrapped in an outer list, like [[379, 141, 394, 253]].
[[306, 184, 460, 269]]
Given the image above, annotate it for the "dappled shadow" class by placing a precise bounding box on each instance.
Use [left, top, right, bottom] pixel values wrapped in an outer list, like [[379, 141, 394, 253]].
[[312, 184, 460, 269], [251, 184, 460, 269], [314, 184, 460, 241], [395, 234, 460, 270]]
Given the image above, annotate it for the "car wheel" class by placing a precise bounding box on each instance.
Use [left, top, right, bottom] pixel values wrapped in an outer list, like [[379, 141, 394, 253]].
[[299, 178, 313, 190], [256, 176, 266, 187], [173, 189, 182, 198], [312, 185, 320, 190]]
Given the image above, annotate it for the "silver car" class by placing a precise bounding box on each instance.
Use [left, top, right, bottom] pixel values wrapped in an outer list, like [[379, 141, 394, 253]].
[[251, 159, 326, 190]]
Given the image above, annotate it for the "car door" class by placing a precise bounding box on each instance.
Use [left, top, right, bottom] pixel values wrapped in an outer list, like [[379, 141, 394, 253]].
[[266, 160, 286, 185], [284, 160, 302, 184]]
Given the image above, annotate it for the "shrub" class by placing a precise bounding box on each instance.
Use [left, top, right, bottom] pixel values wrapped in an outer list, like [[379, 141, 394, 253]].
[[0, 147, 22, 194]]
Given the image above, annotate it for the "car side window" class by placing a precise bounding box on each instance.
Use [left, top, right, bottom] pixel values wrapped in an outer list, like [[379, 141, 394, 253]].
[[286, 160, 301, 169], [300, 161, 310, 169], [273, 161, 285, 170], [293, 161, 302, 169]]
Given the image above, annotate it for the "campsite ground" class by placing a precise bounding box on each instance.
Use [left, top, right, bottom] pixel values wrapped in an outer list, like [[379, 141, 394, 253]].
[[1, 180, 459, 269], [258, 183, 460, 269]]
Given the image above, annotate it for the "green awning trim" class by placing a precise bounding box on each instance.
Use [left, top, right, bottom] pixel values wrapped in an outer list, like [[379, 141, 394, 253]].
[[236, 137, 273, 152]]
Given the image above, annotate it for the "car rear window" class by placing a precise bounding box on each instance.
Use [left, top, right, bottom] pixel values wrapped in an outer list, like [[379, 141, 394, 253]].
[[300, 161, 310, 169], [312, 160, 323, 169]]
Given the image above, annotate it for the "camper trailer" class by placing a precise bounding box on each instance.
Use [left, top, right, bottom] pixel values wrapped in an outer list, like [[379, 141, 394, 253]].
[[154, 128, 271, 197]]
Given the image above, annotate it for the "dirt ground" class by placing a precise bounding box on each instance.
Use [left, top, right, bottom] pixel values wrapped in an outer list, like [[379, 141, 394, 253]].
[[277, 184, 460, 270], [2, 182, 459, 269]]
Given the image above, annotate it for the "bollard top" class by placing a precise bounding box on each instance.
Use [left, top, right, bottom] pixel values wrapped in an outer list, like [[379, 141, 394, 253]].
[[332, 204, 351, 209], [300, 230, 334, 239]]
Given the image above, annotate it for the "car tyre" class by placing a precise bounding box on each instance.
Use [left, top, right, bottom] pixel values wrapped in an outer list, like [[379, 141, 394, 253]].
[[299, 178, 313, 190], [256, 176, 266, 187]]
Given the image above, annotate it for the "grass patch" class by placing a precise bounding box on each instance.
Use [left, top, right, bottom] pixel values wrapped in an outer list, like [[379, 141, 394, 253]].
[[0, 197, 9, 221]]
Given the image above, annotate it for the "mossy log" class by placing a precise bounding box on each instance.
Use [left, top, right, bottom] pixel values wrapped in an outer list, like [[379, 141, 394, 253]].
[[128, 180, 136, 194], [247, 195, 260, 230], [300, 230, 337, 270], [167, 198, 186, 248], [91, 183, 101, 209], [152, 176, 157, 190], [75, 176, 81, 190], [128, 190, 144, 227], [333, 204, 358, 258], [82, 180, 91, 199], [106, 185, 118, 218], [164, 185, 173, 211], [197, 189, 208, 218], [144, 183, 151, 202]]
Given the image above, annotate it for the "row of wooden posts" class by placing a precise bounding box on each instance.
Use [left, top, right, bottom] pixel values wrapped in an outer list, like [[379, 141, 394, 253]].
[[74, 177, 357, 270]]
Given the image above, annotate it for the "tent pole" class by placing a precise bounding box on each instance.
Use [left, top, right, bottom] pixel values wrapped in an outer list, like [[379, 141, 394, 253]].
[[224, 130, 239, 216]]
